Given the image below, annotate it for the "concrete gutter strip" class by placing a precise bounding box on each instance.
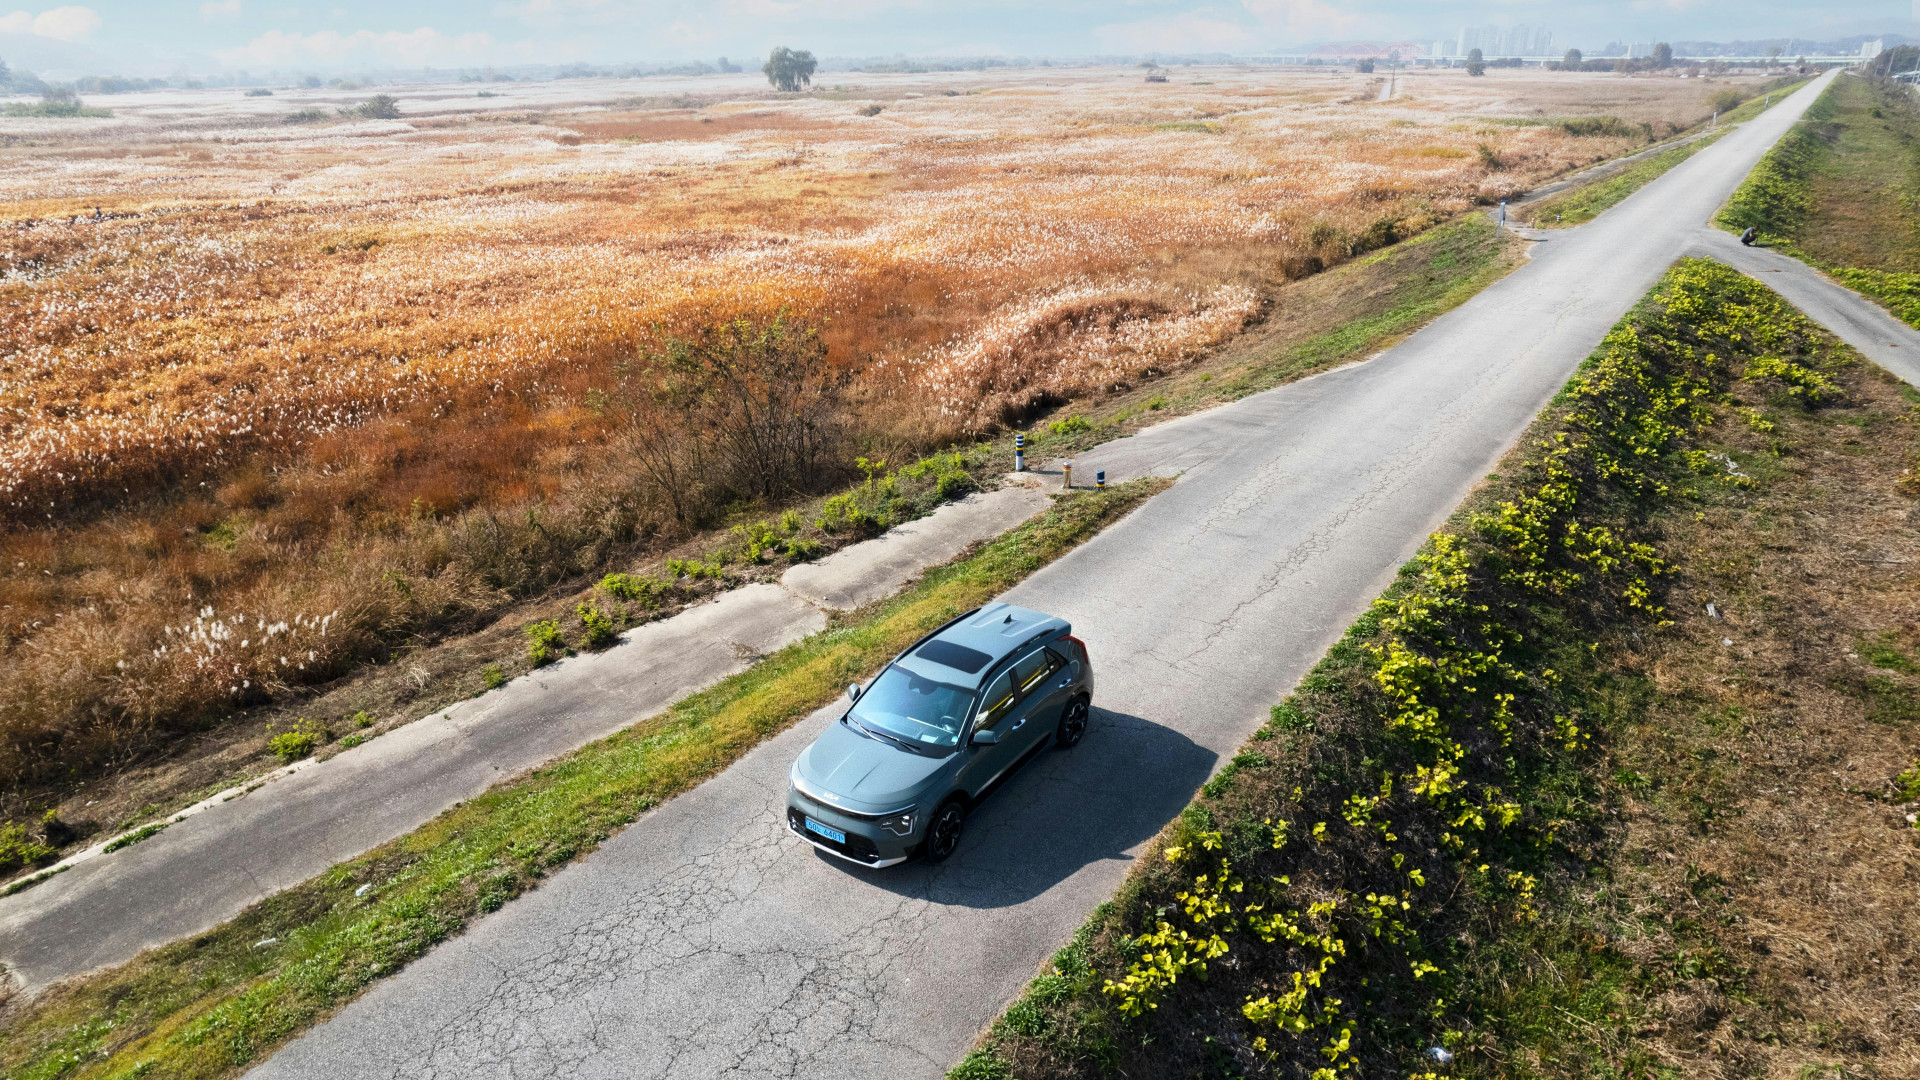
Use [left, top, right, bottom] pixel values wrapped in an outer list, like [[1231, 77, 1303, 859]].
[[0, 482, 1052, 992], [782, 477, 1051, 611], [1515, 125, 1725, 208]]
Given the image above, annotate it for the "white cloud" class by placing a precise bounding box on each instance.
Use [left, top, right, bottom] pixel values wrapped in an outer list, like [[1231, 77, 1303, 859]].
[[0, 5, 102, 42], [1240, 0, 1366, 37], [1093, 13, 1253, 53], [201, 0, 242, 22], [493, 0, 614, 25], [215, 26, 497, 67]]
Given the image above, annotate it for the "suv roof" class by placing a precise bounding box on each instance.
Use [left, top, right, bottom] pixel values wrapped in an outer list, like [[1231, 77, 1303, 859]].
[[892, 602, 1068, 688]]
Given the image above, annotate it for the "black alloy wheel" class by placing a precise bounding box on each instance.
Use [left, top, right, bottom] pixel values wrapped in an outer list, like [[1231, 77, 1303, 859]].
[[924, 800, 966, 863], [1055, 697, 1090, 748]]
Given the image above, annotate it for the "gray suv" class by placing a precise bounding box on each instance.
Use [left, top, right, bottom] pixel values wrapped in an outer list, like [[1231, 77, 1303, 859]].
[[786, 602, 1093, 867]]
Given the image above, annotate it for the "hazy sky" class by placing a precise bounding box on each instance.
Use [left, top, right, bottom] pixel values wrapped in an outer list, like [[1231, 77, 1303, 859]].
[[2, 1, 1915, 74]]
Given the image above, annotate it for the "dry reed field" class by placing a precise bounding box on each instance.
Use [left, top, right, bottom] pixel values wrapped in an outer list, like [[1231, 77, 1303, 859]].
[[0, 65, 1769, 801]]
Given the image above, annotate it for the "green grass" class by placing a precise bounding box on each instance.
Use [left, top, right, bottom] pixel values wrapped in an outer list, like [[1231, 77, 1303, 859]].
[[1, 102, 112, 118], [1528, 133, 1726, 226], [1832, 266, 1920, 327], [954, 260, 1855, 1079], [0, 479, 1166, 1080], [99, 822, 168, 854], [1719, 74, 1920, 329], [1248, 217, 1516, 383], [1150, 120, 1221, 134]]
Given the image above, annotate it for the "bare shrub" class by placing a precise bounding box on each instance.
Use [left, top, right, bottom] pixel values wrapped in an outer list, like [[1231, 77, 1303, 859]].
[[625, 310, 848, 505]]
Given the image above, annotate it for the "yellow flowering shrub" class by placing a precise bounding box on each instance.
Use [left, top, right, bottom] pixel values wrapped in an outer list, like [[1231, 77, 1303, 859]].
[[1087, 260, 1844, 1077]]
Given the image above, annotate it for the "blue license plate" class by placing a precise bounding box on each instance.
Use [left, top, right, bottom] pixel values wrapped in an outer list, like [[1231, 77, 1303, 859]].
[[803, 817, 846, 844]]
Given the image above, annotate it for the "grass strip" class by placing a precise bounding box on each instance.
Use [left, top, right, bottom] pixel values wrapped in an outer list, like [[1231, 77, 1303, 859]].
[[0, 478, 1167, 1080], [1720, 73, 1920, 330], [1528, 77, 1811, 229], [1246, 219, 1517, 386], [1025, 215, 1521, 464], [1831, 265, 1920, 327], [950, 259, 1858, 1079], [1527, 134, 1725, 227]]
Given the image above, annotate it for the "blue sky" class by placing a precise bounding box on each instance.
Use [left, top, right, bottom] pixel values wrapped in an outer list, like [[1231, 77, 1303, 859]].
[[2, 1, 1915, 74]]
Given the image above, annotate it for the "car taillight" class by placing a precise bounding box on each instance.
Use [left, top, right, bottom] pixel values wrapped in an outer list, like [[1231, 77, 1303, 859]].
[[1064, 634, 1088, 661]]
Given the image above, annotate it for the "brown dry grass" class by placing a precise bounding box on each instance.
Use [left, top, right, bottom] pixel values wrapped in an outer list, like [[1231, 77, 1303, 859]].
[[1581, 365, 1920, 1078], [0, 66, 1768, 798]]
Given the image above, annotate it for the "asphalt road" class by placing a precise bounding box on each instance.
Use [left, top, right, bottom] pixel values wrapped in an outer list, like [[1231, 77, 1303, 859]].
[[1695, 228, 1920, 388], [0, 484, 1050, 992], [242, 73, 1838, 1079]]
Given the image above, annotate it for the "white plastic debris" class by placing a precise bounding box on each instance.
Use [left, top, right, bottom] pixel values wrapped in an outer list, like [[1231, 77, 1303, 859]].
[[1706, 603, 1718, 619], [1723, 638, 1734, 647], [1427, 1046, 1455, 1064], [1707, 452, 1748, 479], [355, 883, 372, 897], [253, 937, 278, 948]]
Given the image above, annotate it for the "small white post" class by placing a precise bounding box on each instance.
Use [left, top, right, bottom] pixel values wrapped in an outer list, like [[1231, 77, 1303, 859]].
[[1013, 432, 1026, 472]]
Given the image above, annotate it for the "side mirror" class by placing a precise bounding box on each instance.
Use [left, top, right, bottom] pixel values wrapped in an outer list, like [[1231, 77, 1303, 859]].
[[971, 728, 1000, 746], [847, 683, 862, 702]]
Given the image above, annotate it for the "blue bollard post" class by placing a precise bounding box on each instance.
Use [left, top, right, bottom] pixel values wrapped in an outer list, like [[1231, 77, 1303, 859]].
[[1014, 432, 1026, 472], [1096, 469, 1106, 489]]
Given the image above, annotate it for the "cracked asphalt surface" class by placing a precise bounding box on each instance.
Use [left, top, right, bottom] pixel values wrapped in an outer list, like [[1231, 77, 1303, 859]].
[[0, 486, 1048, 993], [249, 75, 1835, 1080]]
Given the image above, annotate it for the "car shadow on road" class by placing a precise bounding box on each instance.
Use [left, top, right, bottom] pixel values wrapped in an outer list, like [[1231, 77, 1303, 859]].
[[808, 705, 1217, 908]]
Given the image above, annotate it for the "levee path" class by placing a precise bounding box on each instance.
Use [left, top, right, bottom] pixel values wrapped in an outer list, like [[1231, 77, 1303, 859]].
[[241, 74, 1847, 1080]]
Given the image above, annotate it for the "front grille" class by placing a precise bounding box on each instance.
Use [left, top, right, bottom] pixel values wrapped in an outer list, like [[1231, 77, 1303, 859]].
[[788, 807, 882, 863]]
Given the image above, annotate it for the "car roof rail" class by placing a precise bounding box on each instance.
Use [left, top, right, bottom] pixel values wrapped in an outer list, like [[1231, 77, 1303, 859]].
[[974, 625, 1071, 684], [893, 606, 983, 664]]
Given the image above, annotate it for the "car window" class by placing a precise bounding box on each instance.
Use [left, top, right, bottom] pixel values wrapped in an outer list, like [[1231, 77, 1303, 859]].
[[1011, 647, 1063, 695], [975, 670, 1018, 731], [850, 665, 975, 748]]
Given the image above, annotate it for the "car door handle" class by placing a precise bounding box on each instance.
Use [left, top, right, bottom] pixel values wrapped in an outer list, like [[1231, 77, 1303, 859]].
[[1010, 717, 1027, 731]]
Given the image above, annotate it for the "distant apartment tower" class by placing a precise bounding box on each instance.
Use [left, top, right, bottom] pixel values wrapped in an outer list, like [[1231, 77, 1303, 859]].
[[1861, 38, 1885, 59], [1453, 25, 1553, 57]]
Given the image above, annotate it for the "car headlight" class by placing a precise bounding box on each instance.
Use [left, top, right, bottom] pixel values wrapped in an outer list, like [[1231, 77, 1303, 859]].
[[877, 808, 917, 837]]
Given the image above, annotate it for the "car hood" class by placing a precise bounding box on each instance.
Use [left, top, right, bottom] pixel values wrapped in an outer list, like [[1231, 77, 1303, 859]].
[[794, 719, 949, 812]]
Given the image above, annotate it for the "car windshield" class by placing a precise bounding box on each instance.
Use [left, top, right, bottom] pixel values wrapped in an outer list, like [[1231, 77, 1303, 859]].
[[850, 665, 976, 749]]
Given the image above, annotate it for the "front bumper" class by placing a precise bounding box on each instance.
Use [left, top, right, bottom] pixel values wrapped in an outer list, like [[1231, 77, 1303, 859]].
[[785, 789, 916, 868]]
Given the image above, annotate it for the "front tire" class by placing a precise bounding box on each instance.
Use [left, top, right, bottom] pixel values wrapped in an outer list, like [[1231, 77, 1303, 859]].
[[1055, 697, 1090, 748], [924, 800, 966, 863]]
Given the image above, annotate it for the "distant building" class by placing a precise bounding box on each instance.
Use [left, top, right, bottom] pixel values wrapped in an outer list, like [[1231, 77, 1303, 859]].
[[1452, 25, 1553, 58], [1861, 38, 1885, 59]]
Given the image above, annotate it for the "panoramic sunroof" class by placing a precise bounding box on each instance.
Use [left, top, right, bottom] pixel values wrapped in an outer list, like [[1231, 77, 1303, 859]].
[[916, 639, 993, 674]]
